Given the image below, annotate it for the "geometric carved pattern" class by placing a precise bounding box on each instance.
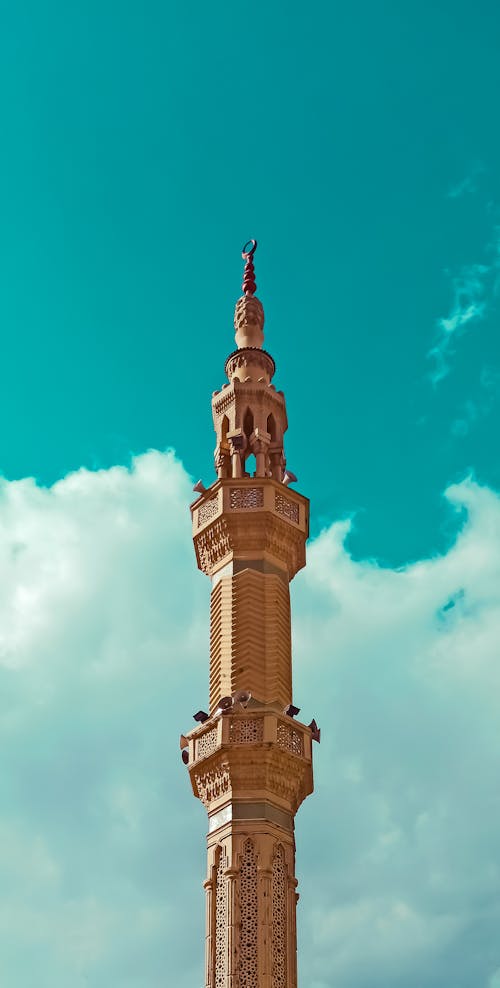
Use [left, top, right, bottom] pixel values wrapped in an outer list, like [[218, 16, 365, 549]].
[[272, 844, 287, 988], [197, 727, 219, 760], [198, 496, 219, 527], [193, 507, 307, 580], [239, 839, 258, 988], [190, 740, 314, 814], [233, 294, 265, 339], [230, 719, 264, 743], [213, 374, 285, 416], [194, 765, 231, 807], [275, 491, 299, 524], [215, 850, 228, 988], [230, 487, 264, 509], [196, 518, 232, 575], [276, 722, 304, 757]]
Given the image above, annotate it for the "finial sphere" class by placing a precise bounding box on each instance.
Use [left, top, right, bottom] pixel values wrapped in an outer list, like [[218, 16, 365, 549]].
[[242, 239, 257, 259]]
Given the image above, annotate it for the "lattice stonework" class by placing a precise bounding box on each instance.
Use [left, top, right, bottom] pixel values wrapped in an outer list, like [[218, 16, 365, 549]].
[[215, 851, 228, 988], [239, 839, 258, 988], [229, 719, 264, 743], [230, 487, 264, 509], [274, 492, 299, 524], [272, 845, 287, 988], [197, 519, 232, 573], [194, 765, 230, 807], [197, 727, 218, 759], [277, 722, 304, 756], [198, 496, 219, 527]]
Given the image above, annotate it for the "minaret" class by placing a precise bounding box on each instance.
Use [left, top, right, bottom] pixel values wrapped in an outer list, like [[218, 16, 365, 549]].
[[181, 241, 317, 988]]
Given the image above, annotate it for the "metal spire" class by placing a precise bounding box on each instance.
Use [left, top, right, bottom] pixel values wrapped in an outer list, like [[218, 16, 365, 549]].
[[241, 239, 257, 296]]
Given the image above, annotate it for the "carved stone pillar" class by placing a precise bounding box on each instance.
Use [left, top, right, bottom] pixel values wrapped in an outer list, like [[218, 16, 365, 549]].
[[229, 433, 245, 478], [288, 875, 299, 988], [215, 446, 230, 480], [204, 876, 215, 988], [269, 448, 285, 482], [254, 441, 270, 478], [271, 844, 288, 988], [258, 865, 273, 988], [214, 848, 229, 988], [226, 866, 240, 988]]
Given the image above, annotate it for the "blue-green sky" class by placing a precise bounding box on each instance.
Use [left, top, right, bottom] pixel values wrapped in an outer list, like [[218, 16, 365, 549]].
[[2, 0, 499, 562], [0, 2, 499, 986]]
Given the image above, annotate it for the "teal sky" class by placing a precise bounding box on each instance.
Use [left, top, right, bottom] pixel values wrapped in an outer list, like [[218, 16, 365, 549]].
[[1, 3, 500, 987], [1, 1, 499, 564]]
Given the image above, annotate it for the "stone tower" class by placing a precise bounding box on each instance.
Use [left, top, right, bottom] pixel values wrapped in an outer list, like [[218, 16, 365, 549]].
[[181, 241, 317, 988]]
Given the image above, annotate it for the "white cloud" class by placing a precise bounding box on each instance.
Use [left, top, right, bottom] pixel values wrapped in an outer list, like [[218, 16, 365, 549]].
[[427, 264, 489, 385], [0, 451, 208, 988], [294, 476, 500, 986], [0, 453, 499, 986]]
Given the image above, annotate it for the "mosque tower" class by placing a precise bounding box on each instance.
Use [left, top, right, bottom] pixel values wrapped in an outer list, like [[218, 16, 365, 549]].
[[181, 241, 318, 988]]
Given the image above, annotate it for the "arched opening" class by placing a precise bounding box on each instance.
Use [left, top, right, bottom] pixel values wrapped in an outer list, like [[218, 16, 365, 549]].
[[245, 453, 257, 477], [267, 413, 277, 442], [216, 414, 231, 478], [243, 407, 254, 440]]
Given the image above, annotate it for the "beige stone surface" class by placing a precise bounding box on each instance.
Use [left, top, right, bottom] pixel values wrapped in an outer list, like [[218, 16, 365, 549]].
[[233, 294, 265, 349], [209, 569, 292, 713], [192, 479, 308, 580], [184, 705, 313, 988], [182, 269, 314, 987]]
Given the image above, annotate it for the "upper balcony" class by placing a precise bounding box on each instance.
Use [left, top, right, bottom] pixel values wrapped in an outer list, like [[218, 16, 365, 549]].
[[191, 478, 309, 580]]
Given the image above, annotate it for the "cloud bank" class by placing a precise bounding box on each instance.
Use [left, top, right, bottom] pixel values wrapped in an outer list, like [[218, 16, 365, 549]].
[[0, 452, 499, 987]]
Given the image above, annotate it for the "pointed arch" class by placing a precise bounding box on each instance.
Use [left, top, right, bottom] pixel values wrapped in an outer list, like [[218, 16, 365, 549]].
[[221, 414, 229, 442], [243, 407, 254, 440], [245, 453, 256, 477], [267, 412, 277, 442]]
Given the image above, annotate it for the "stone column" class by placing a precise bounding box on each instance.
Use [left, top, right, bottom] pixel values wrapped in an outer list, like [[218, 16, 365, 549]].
[[253, 440, 270, 478], [288, 875, 299, 988], [269, 449, 285, 482], [215, 446, 230, 479], [203, 876, 215, 988], [229, 434, 245, 478]]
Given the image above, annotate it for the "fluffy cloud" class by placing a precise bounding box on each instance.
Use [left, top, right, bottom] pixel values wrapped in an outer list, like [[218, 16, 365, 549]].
[[294, 477, 500, 987], [0, 452, 208, 988], [0, 453, 499, 987]]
